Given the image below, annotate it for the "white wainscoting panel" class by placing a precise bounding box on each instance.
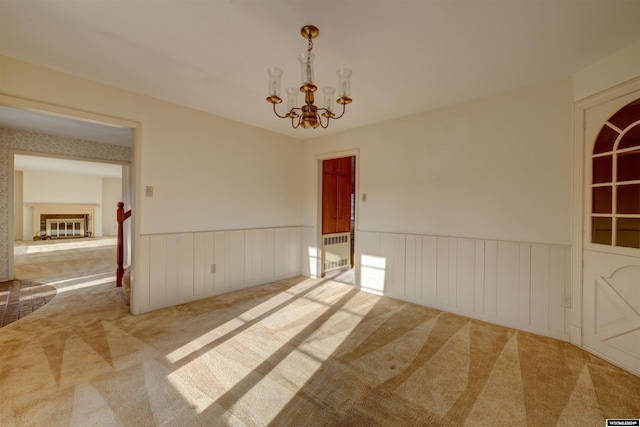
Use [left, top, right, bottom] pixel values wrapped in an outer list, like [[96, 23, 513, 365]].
[[357, 231, 571, 340], [300, 226, 317, 278], [456, 239, 476, 312], [135, 227, 302, 313]]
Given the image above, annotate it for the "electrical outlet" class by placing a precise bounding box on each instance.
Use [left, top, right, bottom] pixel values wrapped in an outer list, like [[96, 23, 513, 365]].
[[211, 264, 216, 274], [561, 294, 571, 308]]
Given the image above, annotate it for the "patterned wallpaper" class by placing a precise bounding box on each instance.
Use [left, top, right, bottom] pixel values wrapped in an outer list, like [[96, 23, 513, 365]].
[[0, 128, 132, 280]]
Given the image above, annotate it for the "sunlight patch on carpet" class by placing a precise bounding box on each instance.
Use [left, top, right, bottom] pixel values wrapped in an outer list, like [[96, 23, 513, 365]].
[[48, 273, 115, 292], [163, 288, 304, 364], [162, 281, 375, 424], [19, 238, 117, 255]]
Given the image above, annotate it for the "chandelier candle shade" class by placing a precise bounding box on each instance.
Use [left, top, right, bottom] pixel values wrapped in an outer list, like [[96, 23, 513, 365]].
[[267, 25, 352, 129]]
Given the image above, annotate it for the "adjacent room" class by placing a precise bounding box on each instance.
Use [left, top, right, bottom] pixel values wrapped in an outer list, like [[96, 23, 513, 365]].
[[0, 1, 639, 425]]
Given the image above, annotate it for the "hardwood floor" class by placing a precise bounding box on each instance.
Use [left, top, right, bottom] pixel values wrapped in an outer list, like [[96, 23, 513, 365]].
[[0, 280, 56, 327]]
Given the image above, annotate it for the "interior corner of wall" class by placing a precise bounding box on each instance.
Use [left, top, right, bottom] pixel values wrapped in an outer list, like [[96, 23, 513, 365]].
[[573, 40, 640, 102]]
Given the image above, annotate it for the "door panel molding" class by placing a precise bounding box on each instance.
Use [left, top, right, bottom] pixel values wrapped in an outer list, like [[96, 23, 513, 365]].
[[573, 76, 640, 374], [583, 251, 640, 375]]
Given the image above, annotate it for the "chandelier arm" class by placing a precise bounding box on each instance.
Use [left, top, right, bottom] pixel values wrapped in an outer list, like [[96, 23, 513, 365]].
[[317, 111, 329, 129], [291, 114, 302, 129], [272, 102, 290, 119], [332, 103, 347, 120]]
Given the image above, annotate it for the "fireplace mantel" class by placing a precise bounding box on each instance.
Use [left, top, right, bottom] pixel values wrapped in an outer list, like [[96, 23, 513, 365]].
[[26, 203, 100, 238]]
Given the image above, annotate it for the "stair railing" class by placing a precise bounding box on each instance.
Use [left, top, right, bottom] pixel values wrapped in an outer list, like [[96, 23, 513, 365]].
[[116, 202, 131, 287]]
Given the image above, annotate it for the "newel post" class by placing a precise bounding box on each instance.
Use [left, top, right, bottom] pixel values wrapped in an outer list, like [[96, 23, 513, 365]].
[[116, 202, 125, 287]]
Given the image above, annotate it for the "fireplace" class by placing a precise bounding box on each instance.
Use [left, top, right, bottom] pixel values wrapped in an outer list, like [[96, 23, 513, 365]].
[[43, 215, 87, 238], [26, 203, 99, 239]]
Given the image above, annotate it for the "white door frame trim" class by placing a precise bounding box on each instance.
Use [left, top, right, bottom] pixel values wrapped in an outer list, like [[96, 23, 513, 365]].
[[571, 76, 640, 346], [315, 149, 360, 286], [0, 95, 140, 314]]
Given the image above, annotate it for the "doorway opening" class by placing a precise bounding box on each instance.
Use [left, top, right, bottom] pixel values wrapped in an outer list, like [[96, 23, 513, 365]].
[[320, 155, 356, 284], [12, 154, 129, 285], [0, 100, 136, 293]]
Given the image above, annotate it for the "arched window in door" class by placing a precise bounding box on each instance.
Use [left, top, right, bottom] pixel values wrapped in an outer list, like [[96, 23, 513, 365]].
[[591, 99, 640, 249]]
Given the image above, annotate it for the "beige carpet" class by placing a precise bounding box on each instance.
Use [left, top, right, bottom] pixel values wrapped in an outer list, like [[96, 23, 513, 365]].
[[3, 240, 639, 426]]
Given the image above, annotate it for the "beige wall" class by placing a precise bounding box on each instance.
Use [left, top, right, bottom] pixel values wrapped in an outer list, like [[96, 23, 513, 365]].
[[22, 170, 103, 239], [573, 40, 640, 102], [303, 78, 573, 246], [17, 171, 122, 239], [0, 55, 302, 313], [1, 37, 638, 323], [0, 56, 302, 235], [299, 78, 574, 340]]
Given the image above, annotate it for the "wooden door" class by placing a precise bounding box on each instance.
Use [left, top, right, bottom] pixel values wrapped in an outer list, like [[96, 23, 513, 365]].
[[582, 93, 640, 375], [322, 157, 352, 234], [322, 172, 338, 234], [321, 156, 354, 274]]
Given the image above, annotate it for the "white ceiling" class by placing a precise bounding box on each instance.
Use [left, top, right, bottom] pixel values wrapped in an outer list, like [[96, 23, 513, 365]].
[[14, 154, 123, 179], [1, 0, 640, 141], [0, 106, 132, 146]]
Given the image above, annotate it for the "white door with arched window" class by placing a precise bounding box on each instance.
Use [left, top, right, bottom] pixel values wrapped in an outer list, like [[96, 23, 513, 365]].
[[582, 89, 640, 375]]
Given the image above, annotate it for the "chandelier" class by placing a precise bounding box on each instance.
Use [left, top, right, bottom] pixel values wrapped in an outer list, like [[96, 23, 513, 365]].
[[266, 25, 352, 129]]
